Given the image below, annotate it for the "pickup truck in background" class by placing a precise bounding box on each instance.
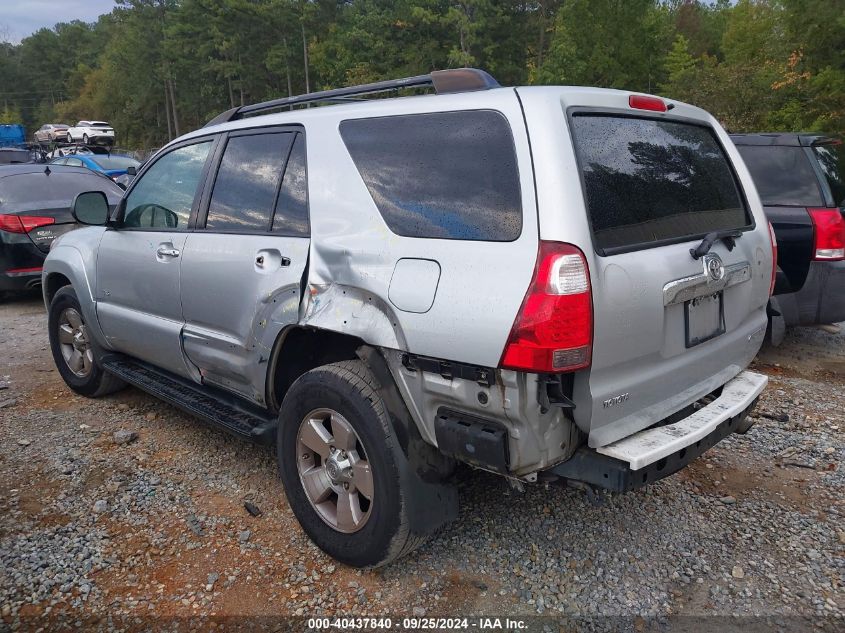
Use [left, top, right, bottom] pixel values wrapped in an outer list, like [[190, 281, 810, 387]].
[[731, 133, 845, 342]]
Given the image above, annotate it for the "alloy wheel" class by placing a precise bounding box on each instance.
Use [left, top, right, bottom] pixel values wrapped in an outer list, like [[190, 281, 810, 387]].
[[57, 308, 94, 378], [296, 408, 374, 533]]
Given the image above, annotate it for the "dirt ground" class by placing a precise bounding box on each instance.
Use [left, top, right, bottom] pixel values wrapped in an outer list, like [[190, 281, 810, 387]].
[[0, 291, 842, 632]]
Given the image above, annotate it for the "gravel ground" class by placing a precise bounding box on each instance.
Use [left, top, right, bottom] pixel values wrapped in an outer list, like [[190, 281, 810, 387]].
[[0, 291, 843, 632]]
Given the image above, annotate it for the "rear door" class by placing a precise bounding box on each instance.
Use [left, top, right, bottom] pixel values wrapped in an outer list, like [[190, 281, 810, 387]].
[[520, 91, 772, 448], [179, 127, 310, 403]]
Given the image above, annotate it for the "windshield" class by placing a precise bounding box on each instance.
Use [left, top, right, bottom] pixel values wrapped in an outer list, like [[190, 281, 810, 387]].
[[813, 142, 845, 207], [92, 155, 139, 170], [571, 114, 751, 254]]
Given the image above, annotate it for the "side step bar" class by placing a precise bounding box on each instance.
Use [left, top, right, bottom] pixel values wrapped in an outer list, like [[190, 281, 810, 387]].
[[100, 355, 277, 445]]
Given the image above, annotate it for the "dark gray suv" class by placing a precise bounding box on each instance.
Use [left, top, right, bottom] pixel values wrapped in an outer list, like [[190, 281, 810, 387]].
[[731, 133, 845, 335]]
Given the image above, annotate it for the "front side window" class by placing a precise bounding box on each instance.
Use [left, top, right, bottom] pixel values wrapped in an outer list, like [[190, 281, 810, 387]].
[[735, 145, 823, 207], [124, 141, 212, 231], [340, 110, 522, 241], [272, 133, 309, 236], [571, 114, 751, 254], [205, 132, 292, 232]]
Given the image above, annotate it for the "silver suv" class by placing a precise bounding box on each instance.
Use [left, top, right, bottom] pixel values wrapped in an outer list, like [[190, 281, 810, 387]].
[[43, 69, 774, 567]]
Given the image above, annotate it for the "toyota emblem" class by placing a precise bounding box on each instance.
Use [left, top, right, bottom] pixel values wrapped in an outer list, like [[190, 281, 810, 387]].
[[703, 253, 725, 282]]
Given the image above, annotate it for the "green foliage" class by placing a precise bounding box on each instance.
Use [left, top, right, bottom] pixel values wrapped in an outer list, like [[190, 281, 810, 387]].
[[0, 104, 23, 124], [0, 0, 841, 148]]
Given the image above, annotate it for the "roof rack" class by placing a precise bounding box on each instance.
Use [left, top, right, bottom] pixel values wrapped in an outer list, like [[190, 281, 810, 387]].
[[204, 67, 500, 128]]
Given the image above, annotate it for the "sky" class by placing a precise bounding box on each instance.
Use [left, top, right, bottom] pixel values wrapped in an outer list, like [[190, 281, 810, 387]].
[[1, 0, 116, 43]]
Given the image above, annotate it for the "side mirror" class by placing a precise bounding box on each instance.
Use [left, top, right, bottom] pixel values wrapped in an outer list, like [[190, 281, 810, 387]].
[[72, 191, 110, 226], [126, 165, 137, 176]]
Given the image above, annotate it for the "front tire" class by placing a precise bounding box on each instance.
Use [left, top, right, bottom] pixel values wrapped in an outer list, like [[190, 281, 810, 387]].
[[278, 361, 424, 568], [48, 286, 125, 398], [82, 134, 89, 144], [66, 133, 73, 143]]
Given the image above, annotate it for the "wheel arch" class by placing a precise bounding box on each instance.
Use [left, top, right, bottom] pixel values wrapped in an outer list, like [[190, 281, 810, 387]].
[[43, 245, 110, 350]]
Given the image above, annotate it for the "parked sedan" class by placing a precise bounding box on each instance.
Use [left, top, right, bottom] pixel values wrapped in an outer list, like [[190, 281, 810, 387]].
[[731, 133, 845, 338], [34, 123, 70, 144], [0, 165, 123, 294], [51, 153, 140, 183], [66, 121, 114, 145]]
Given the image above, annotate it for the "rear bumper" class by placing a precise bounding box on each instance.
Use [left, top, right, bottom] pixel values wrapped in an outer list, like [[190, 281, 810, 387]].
[[777, 260, 845, 326], [0, 268, 43, 291], [549, 370, 767, 492]]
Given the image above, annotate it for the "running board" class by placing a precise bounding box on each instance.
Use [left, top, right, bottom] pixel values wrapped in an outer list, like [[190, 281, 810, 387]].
[[100, 355, 277, 445]]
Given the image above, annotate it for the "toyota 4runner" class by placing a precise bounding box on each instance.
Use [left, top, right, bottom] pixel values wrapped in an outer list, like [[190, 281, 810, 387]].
[[43, 69, 774, 567]]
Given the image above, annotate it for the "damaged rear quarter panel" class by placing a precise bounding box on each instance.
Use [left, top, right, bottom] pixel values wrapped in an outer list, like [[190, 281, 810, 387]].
[[298, 90, 539, 368]]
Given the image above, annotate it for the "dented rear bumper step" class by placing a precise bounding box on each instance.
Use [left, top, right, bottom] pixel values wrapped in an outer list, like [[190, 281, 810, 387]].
[[549, 370, 767, 492]]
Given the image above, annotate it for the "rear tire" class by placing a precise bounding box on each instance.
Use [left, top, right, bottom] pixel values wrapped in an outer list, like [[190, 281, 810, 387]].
[[277, 361, 425, 568], [48, 286, 125, 398], [82, 134, 89, 144]]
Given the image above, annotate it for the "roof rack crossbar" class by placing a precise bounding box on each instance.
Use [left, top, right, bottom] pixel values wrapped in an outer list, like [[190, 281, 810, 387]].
[[204, 68, 499, 128]]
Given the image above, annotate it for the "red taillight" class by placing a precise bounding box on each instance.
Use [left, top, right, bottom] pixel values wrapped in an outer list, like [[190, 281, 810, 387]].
[[500, 242, 592, 373], [768, 221, 778, 296], [808, 208, 845, 261], [0, 214, 55, 234], [629, 94, 667, 112]]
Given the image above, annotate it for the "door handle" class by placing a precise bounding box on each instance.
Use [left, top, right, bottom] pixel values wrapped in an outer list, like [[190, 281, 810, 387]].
[[157, 246, 180, 258], [254, 251, 291, 268]]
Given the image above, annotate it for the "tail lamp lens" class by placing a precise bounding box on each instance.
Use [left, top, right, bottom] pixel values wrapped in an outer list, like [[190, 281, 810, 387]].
[[0, 214, 55, 234], [808, 208, 845, 260], [500, 242, 592, 373]]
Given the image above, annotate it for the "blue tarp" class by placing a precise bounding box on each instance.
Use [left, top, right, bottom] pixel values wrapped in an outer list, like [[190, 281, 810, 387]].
[[0, 124, 26, 147]]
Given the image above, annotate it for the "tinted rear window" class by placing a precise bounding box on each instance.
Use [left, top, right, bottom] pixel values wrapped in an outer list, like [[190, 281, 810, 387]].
[[92, 155, 140, 170], [813, 143, 845, 207], [340, 110, 522, 241], [571, 115, 751, 254], [735, 145, 823, 207], [0, 172, 121, 211]]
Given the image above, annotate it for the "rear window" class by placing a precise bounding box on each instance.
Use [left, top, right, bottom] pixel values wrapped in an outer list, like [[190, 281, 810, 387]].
[[813, 143, 845, 207], [0, 172, 121, 210], [735, 145, 823, 207], [340, 110, 522, 241], [571, 115, 751, 254], [92, 155, 139, 170]]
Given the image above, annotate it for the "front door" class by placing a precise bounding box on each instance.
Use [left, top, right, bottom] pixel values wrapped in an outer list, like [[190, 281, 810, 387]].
[[180, 128, 310, 403], [96, 139, 215, 376]]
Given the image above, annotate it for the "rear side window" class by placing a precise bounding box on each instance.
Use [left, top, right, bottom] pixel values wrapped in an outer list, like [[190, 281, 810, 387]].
[[272, 133, 309, 236], [340, 110, 522, 241], [813, 143, 845, 207], [735, 145, 823, 207], [206, 132, 293, 232], [571, 115, 751, 254]]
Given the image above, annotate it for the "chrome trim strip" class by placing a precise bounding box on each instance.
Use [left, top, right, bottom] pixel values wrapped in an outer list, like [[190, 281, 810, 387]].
[[663, 262, 751, 306]]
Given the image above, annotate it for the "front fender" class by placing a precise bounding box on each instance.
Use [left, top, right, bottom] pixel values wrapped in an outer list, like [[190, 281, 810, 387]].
[[43, 243, 111, 351]]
